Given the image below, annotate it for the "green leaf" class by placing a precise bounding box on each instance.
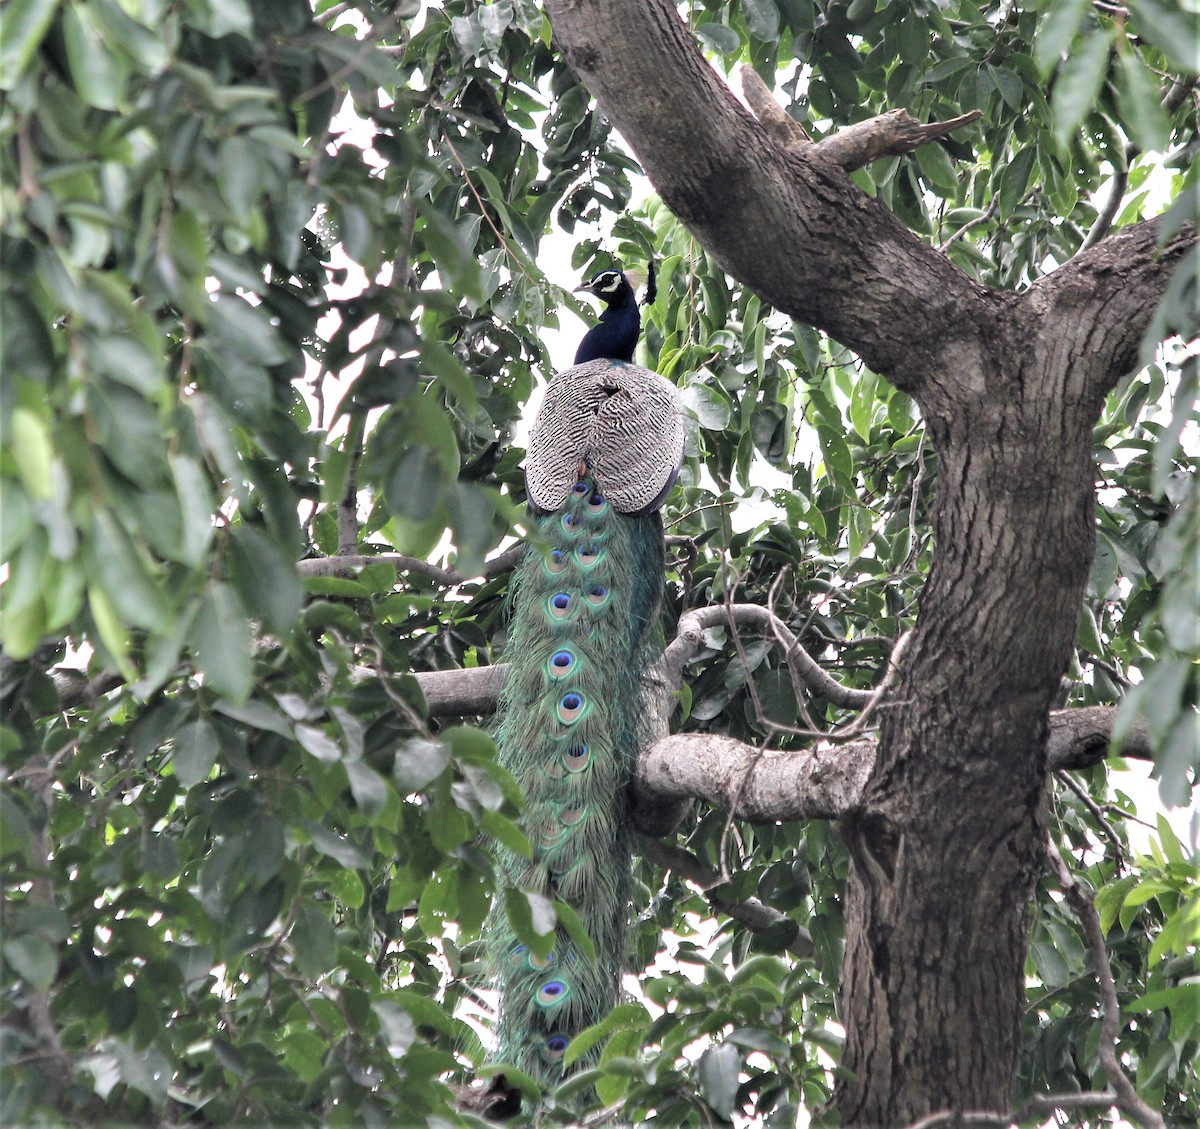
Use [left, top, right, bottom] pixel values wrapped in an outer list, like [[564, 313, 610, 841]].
[[564, 1002, 650, 1067], [87, 583, 136, 680], [1075, 605, 1103, 655], [1051, 30, 1112, 146], [112, 1038, 170, 1106], [63, 1, 129, 110], [479, 810, 530, 857], [173, 719, 219, 788], [1034, 0, 1089, 77], [295, 723, 342, 765], [191, 582, 253, 703], [742, 0, 780, 43], [681, 381, 733, 430], [372, 999, 417, 1057], [227, 524, 302, 637], [303, 822, 370, 870], [696, 23, 741, 56], [394, 738, 449, 791], [504, 888, 556, 959], [345, 760, 388, 820], [10, 407, 54, 500], [170, 455, 215, 567], [1127, 0, 1200, 73], [213, 698, 294, 738], [290, 903, 337, 977], [1115, 50, 1171, 153], [3, 933, 58, 991], [551, 899, 597, 962], [698, 1042, 741, 1119], [0, 0, 61, 89]]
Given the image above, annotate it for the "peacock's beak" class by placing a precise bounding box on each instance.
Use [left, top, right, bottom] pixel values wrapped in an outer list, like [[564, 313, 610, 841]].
[[573, 281, 594, 293]]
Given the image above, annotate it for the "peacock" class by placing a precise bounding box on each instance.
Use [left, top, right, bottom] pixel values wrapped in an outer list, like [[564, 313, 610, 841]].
[[485, 265, 684, 1092]]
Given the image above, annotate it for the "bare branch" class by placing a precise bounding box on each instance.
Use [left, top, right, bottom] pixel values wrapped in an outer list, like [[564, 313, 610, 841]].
[[739, 65, 981, 173], [296, 545, 522, 583], [1055, 769, 1126, 861], [634, 707, 1152, 826], [661, 603, 872, 710], [1044, 839, 1166, 1129], [637, 732, 877, 823], [739, 65, 811, 147]]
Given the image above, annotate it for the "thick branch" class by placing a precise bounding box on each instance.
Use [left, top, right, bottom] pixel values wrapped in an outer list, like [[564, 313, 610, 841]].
[[544, 0, 977, 390], [545, 0, 1194, 405], [634, 709, 1151, 825]]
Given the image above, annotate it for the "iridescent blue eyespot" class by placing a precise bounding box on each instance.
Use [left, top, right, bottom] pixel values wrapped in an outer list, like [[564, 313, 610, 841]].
[[572, 481, 589, 495], [557, 692, 585, 724], [546, 548, 568, 575], [561, 512, 579, 534], [535, 980, 570, 1007], [547, 649, 577, 679], [548, 592, 572, 619], [586, 492, 606, 513], [585, 584, 609, 606], [545, 1034, 569, 1059], [577, 544, 600, 566]]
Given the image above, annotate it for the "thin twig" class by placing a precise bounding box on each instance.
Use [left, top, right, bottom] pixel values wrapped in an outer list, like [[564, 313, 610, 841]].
[[937, 195, 999, 252], [637, 836, 816, 961], [296, 545, 522, 584], [1055, 770, 1126, 862], [902, 431, 929, 571], [1044, 838, 1166, 1129]]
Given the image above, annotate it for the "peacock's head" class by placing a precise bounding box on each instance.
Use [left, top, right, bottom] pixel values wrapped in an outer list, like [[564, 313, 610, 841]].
[[573, 268, 631, 305]]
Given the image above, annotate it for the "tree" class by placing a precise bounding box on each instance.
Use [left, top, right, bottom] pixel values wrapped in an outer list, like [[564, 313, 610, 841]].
[[0, 1, 1195, 1126]]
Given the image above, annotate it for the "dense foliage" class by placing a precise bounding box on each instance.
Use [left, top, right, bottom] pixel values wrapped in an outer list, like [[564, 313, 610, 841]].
[[1, 0, 1196, 1124]]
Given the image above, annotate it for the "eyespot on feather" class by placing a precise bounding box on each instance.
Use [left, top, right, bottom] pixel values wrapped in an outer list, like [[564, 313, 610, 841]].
[[559, 802, 587, 826], [585, 584, 609, 608], [507, 944, 529, 969], [563, 742, 590, 772], [556, 692, 585, 724], [586, 492, 606, 514], [576, 544, 602, 566], [544, 548, 568, 575], [535, 980, 570, 1008], [546, 648, 577, 679], [548, 592, 572, 618], [541, 1033, 569, 1061]]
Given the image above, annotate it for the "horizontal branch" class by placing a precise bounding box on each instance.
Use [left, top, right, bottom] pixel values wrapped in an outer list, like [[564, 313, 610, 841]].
[[635, 707, 1152, 825], [296, 546, 522, 584]]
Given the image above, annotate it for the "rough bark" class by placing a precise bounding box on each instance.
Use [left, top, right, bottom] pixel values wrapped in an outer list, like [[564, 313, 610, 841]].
[[541, 2, 1194, 1125]]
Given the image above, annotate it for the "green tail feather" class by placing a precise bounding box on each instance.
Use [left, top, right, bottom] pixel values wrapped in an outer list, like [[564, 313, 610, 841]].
[[489, 475, 664, 1087]]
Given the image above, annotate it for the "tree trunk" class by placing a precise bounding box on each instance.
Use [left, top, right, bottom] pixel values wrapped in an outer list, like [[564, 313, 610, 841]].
[[543, 2, 1195, 1123], [838, 325, 1098, 1121]]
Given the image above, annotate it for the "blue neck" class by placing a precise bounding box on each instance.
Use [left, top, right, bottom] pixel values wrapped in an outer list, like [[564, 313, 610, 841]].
[[574, 299, 640, 364]]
